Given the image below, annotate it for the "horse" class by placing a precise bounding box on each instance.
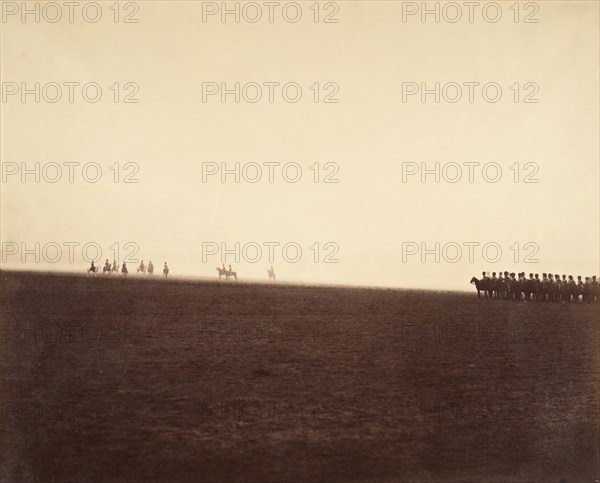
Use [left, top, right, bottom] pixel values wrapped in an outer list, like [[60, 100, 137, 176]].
[[490, 278, 503, 299], [540, 279, 551, 302], [512, 278, 524, 301], [470, 277, 491, 298], [499, 277, 511, 299], [560, 281, 572, 303], [102, 264, 112, 275], [87, 265, 98, 277], [267, 268, 276, 282], [565, 281, 579, 303], [551, 280, 561, 302], [216, 267, 237, 281], [523, 278, 534, 301], [137, 262, 146, 275]]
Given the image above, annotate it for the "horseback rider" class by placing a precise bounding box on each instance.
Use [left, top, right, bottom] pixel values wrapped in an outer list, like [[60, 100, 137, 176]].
[[566, 275, 576, 303], [553, 274, 561, 302], [490, 272, 498, 298], [89, 260, 95, 272], [541, 273, 549, 301], [112, 260, 117, 272], [121, 262, 128, 276], [138, 260, 145, 272], [163, 262, 169, 278], [532, 274, 540, 301], [501, 271, 510, 299], [524, 273, 534, 301], [104, 259, 111, 270], [148, 261, 154, 275]]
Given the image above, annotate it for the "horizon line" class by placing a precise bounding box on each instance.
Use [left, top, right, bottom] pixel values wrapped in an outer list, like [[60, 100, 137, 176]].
[[0, 268, 475, 294]]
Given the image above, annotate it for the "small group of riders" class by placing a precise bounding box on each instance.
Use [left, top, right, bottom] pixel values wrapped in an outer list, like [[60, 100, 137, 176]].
[[216, 264, 238, 280], [88, 260, 169, 278], [215, 264, 276, 281], [473, 271, 599, 303]]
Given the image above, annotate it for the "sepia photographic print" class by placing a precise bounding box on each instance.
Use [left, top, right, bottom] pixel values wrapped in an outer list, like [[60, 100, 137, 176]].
[[1, 1, 599, 481]]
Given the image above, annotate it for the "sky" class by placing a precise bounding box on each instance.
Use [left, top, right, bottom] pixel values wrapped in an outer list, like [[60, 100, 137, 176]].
[[1, 0, 599, 290]]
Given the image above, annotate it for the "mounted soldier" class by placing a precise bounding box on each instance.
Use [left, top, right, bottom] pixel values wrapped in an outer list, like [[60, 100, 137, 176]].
[[501, 271, 511, 299], [576, 276, 584, 302], [524, 273, 535, 301], [533, 274, 541, 301], [87, 260, 98, 276], [541, 273, 550, 301]]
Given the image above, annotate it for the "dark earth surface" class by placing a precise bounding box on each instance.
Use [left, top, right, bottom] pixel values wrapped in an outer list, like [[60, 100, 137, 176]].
[[1, 271, 599, 482]]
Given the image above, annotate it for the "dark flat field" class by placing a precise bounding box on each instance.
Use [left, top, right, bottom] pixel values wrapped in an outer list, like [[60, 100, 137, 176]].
[[1, 271, 599, 482]]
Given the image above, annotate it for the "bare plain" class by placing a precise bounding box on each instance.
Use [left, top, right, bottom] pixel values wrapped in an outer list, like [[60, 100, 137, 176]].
[[1, 271, 598, 482]]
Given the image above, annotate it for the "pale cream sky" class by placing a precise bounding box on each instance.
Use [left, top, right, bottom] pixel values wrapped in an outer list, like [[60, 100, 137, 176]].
[[1, 1, 599, 290]]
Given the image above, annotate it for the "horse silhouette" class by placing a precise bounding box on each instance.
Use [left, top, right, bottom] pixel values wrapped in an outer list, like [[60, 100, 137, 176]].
[[216, 267, 237, 281], [267, 268, 276, 282], [470, 276, 491, 298]]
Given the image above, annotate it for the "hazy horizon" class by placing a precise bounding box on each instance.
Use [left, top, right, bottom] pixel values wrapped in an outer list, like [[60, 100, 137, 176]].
[[2, 1, 599, 291]]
